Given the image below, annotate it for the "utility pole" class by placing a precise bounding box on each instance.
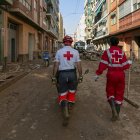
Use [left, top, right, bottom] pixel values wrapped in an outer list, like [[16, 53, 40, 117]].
[[124, 39, 139, 109]]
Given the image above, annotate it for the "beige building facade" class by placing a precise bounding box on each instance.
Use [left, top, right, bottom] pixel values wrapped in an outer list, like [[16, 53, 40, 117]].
[[0, 0, 60, 64], [109, 0, 140, 60], [86, 0, 140, 60], [58, 12, 64, 49]]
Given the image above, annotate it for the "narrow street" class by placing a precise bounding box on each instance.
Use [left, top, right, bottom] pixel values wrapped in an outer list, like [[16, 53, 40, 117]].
[[0, 60, 140, 140]]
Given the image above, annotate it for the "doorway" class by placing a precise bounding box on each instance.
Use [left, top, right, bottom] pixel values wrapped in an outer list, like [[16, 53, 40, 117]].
[[28, 33, 35, 60], [11, 38, 16, 62], [8, 23, 18, 62]]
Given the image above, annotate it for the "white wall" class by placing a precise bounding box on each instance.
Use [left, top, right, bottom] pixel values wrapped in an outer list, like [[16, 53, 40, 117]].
[[75, 14, 86, 42]]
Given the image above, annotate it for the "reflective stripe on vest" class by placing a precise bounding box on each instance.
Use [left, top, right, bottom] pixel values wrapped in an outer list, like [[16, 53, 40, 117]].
[[106, 49, 124, 68], [100, 60, 109, 65]]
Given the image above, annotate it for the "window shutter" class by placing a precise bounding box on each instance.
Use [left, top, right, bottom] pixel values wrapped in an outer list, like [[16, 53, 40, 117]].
[[124, 0, 131, 16]]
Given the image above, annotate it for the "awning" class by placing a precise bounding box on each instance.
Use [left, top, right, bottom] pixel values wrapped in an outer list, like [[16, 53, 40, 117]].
[[95, 0, 106, 16], [95, 4, 102, 16]]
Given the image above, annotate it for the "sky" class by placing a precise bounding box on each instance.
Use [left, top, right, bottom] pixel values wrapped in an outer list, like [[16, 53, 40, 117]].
[[59, 0, 85, 37]]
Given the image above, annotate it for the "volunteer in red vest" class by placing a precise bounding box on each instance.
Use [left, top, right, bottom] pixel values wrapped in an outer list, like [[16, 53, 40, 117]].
[[52, 35, 83, 110], [94, 36, 132, 121]]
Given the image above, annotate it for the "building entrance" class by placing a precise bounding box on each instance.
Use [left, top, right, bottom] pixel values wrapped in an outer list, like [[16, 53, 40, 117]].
[[8, 23, 18, 62]]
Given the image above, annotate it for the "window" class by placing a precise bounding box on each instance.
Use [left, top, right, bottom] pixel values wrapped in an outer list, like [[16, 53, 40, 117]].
[[19, 0, 31, 11], [125, 0, 131, 15], [138, 3, 140, 8], [23, 0, 26, 6], [34, 0, 37, 9], [133, 0, 137, 11], [133, 0, 140, 11], [111, 12, 117, 25], [119, 0, 131, 19], [133, 3, 137, 11], [137, 0, 140, 9], [119, 4, 124, 19]]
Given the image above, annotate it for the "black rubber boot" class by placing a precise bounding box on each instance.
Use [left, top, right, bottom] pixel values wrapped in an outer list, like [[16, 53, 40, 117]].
[[108, 98, 118, 121], [68, 102, 75, 114], [61, 100, 69, 126], [115, 104, 121, 120]]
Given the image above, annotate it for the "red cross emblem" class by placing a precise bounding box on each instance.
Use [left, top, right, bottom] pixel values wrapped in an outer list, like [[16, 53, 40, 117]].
[[111, 50, 123, 63], [63, 51, 73, 60]]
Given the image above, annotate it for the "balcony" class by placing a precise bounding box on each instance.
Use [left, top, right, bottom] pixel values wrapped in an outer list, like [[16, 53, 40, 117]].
[[45, 0, 53, 6], [119, 9, 140, 32], [43, 0, 47, 12], [9, 1, 44, 31], [46, 9, 58, 26], [9, 1, 32, 19], [118, 0, 125, 5], [46, 8, 54, 17], [46, 25, 58, 39], [0, 0, 13, 5]]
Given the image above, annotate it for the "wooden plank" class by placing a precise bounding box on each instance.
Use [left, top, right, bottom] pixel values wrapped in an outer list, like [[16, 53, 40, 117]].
[[124, 97, 139, 109]]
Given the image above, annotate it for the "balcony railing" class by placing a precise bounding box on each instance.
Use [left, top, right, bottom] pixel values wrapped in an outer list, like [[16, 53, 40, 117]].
[[8, 1, 45, 31], [45, 0, 53, 6], [9, 1, 32, 18], [0, 0, 13, 5], [43, 0, 47, 12], [46, 26, 58, 38]]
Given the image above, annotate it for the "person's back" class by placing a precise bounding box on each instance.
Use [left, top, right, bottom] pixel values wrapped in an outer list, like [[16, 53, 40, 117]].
[[55, 45, 80, 71], [96, 37, 131, 75], [52, 35, 83, 126], [94, 36, 132, 121]]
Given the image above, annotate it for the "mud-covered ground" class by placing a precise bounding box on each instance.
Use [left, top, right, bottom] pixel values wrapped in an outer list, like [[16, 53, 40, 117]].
[[0, 60, 140, 140]]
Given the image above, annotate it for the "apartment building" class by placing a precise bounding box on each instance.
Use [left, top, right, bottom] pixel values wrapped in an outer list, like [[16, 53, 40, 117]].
[[58, 12, 64, 49], [88, 0, 140, 59], [74, 14, 86, 43], [0, 0, 59, 64], [90, 0, 109, 51], [45, 0, 59, 53], [109, 0, 140, 60], [84, 0, 94, 44]]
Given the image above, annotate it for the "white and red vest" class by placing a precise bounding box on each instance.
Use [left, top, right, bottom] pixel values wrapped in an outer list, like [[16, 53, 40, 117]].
[[96, 46, 131, 75], [55, 46, 81, 71]]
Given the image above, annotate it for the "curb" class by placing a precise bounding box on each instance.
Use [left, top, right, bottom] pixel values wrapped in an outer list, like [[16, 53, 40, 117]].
[[0, 72, 29, 93]]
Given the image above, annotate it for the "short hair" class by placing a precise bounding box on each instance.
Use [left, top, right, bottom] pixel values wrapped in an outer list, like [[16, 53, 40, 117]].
[[109, 36, 119, 46]]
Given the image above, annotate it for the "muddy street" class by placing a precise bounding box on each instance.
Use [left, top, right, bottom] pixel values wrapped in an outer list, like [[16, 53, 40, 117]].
[[0, 60, 140, 140]]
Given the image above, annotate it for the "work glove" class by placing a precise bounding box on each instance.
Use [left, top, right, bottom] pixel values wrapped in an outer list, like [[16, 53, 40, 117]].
[[128, 60, 132, 65], [78, 76, 83, 83], [51, 76, 57, 84], [94, 75, 99, 81]]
